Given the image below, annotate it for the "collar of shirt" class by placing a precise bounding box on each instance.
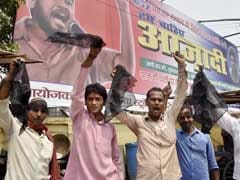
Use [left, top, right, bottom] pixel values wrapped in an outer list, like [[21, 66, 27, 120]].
[[26, 126, 47, 136], [144, 113, 165, 122], [97, 120, 105, 125], [179, 127, 200, 137], [89, 112, 106, 126]]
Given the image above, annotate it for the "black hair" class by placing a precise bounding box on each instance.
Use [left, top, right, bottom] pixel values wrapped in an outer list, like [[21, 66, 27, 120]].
[[146, 87, 165, 100], [28, 98, 48, 114], [180, 100, 193, 116], [85, 83, 107, 103]]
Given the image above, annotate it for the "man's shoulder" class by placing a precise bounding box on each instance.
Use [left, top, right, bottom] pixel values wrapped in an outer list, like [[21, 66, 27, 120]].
[[194, 128, 209, 136], [118, 111, 143, 121], [99, 121, 118, 137], [0, 97, 10, 104], [104, 121, 118, 130], [105, 121, 115, 128], [176, 129, 183, 135], [193, 128, 211, 142], [176, 129, 182, 132]]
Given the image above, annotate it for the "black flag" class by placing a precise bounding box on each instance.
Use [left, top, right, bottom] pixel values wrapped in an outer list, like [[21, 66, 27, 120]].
[[191, 68, 227, 133], [104, 65, 136, 122], [48, 32, 106, 48], [9, 61, 31, 134]]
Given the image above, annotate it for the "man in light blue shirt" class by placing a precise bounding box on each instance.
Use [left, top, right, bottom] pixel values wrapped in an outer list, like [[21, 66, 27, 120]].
[[176, 103, 219, 180]]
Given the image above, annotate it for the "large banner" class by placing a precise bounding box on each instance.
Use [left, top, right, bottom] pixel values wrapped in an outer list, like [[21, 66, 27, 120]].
[[13, 0, 239, 109]]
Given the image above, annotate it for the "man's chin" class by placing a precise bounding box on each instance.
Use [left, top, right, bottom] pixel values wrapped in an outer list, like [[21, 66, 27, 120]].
[[32, 119, 44, 125], [149, 114, 162, 121], [91, 110, 101, 115], [152, 112, 162, 118], [33, 122, 43, 126], [181, 125, 193, 132]]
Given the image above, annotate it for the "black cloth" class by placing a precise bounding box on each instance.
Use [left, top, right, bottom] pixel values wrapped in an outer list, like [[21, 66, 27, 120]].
[[9, 61, 31, 133], [0, 150, 7, 180], [48, 32, 106, 48], [104, 65, 136, 122], [221, 129, 234, 153], [191, 68, 227, 133]]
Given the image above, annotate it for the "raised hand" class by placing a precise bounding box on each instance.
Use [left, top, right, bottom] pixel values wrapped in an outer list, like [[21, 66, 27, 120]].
[[81, 46, 102, 67], [7, 61, 18, 80], [162, 81, 172, 110], [88, 46, 102, 59], [0, 60, 19, 99], [163, 81, 172, 97], [172, 51, 185, 65], [111, 67, 117, 78]]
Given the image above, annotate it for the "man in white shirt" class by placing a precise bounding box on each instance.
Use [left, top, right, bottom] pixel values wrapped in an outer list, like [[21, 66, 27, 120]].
[[0, 61, 60, 180], [191, 69, 239, 180], [217, 113, 240, 180]]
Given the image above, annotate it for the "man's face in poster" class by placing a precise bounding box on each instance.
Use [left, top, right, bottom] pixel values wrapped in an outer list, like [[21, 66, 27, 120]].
[[228, 47, 240, 83], [29, 0, 75, 34]]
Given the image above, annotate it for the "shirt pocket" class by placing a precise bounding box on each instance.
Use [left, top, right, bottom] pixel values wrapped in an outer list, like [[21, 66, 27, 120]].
[[40, 138, 53, 161], [193, 139, 207, 160]]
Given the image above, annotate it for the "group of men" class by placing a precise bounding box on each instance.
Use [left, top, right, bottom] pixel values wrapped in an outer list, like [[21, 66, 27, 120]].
[[2, 44, 240, 180]]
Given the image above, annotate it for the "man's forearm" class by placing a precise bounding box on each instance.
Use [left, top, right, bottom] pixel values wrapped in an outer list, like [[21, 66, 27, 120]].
[[0, 62, 16, 100], [72, 51, 99, 97], [116, 0, 135, 74], [81, 56, 95, 68], [0, 78, 12, 100], [175, 63, 187, 96], [210, 169, 219, 180], [168, 63, 187, 121]]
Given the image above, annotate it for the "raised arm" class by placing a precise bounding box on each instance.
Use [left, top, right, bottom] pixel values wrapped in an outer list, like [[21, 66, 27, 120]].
[[0, 62, 17, 99], [168, 52, 188, 121], [0, 61, 17, 133], [116, 112, 139, 135], [114, 0, 135, 74], [97, 0, 135, 83], [70, 47, 102, 121]]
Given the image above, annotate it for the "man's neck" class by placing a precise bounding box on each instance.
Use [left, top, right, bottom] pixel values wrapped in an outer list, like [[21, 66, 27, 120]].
[[28, 121, 47, 135], [182, 127, 194, 135], [94, 112, 104, 122], [30, 21, 50, 41], [148, 113, 163, 121], [28, 21, 60, 58]]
